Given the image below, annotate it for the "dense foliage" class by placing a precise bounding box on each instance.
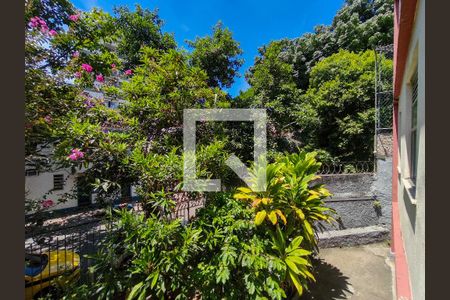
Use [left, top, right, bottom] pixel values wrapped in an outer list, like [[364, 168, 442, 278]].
[[25, 0, 393, 298], [62, 152, 334, 299], [25, 2, 238, 209], [241, 0, 393, 161], [295, 50, 392, 161], [187, 21, 244, 88]]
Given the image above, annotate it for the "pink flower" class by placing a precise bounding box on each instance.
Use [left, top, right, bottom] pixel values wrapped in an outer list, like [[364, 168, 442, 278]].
[[28, 16, 50, 34], [69, 14, 80, 22], [111, 63, 116, 69], [40, 24, 49, 34], [96, 74, 104, 82], [44, 115, 52, 123], [29, 16, 40, 28], [81, 63, 93, 73], [48, 30, 57, 36], [42, 199, 54, 208], [68, 148, 84, 161], [124, 69, 133, 76], [74, 71, 82, 78], [72, 51, 80, 58]]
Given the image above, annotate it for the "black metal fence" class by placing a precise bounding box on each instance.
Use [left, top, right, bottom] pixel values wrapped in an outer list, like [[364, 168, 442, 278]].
[[25, 197, 206, 277], [25, 224, 108, 277], [25, 221, 109, 299]]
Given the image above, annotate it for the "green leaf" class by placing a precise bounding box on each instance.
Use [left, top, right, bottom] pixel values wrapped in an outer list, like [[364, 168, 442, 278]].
[[298, 265, 316, 282], [288, 269, 304, 295], [288, 249, 311, 257], [255, 210, 267, 225], [303, 220, 313, 236], [286, 236, 304, 253], [150, 271, 159, 288], [127, 282, 144, 300], [268, 210, 278, 225], [286, 255, 310, 267], [234, 193, 255, 200], [285, 257, 301, 274], [237, 187, 253, 193], [294, 208, 305, 220]]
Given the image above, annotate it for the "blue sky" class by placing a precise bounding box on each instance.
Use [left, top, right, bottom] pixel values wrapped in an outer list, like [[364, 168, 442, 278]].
[[72, 0, 345, 96]]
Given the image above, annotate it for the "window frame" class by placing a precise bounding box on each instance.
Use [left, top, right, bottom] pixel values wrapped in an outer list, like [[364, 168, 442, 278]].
[[409, 66, 419, 183], [25, 169, 38, 176], [53, 174, 65, 191]]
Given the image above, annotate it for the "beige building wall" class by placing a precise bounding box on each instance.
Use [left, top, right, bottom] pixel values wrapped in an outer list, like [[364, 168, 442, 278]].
[[396, 0, 425, 298]]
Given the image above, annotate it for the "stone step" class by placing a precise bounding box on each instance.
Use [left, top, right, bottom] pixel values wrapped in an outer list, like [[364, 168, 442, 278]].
[[318, 225, 390, 248]]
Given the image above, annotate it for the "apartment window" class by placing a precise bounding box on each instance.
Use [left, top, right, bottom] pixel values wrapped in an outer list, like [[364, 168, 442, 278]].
[[410, 67, 419, 182], [25, 169, 38, 176], [53, 174, 65, 190]]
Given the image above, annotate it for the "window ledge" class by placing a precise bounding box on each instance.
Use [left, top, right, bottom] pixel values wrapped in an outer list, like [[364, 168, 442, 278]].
[[402, 178, 417, 206]]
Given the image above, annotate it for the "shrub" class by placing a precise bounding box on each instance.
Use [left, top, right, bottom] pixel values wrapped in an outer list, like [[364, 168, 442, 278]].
[[64, 151, 335, 299]]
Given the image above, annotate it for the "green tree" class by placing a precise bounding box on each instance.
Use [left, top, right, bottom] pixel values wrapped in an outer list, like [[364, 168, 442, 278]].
[[282, 0, 393, 91], [114, 5, 177, 69], [187, 21, 244, 88], [25, 0, 78, 168], [295, 50, 392, 161], [239, 41, 303, 154], [242, 0, 394, 160], [25, 0, 75, 30], [25, 4, 237, 208]]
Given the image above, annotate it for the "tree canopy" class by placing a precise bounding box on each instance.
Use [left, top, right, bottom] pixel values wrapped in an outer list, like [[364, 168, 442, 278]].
[[240, 0, 393, 161], [25, 0, 393, 203], [187, 21, 244, 88]]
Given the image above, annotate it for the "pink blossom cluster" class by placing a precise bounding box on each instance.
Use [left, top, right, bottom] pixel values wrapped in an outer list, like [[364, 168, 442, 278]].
[[124, 69, 133, 76], [81, 63, 93, 73], [41, 199, 54, 208], [44, 115, 52, 124], [68, 148, 84, 161], [29, 16, 57, 36], [96, 74, 104, 82], [29, 16, 46, 29], [69, 14, 80, 22]]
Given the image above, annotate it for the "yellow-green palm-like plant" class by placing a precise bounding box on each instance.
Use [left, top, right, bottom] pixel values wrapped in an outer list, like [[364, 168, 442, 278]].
[[233, 151, 336, 296]]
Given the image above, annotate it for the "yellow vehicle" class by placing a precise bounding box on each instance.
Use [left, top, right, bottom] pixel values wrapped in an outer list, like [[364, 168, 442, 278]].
[[25, 251, 80, 300]]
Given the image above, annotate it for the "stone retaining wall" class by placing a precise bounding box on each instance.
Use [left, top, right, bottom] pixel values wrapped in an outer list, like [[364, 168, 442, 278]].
[[317, 157, 392, 232]]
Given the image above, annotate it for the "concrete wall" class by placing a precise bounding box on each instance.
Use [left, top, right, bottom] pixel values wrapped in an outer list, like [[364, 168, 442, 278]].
[[317, 157, 392, 232], [396, 0, 425, 298]]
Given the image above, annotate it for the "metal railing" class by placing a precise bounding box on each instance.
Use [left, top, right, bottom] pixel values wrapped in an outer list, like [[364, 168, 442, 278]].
[[24, 196, 206, 298]]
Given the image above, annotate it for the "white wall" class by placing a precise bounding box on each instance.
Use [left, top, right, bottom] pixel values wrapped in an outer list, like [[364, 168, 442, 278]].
[[25, 168, 80, 212], [26, 167, 141, 213], [397, 0, 425, 299]]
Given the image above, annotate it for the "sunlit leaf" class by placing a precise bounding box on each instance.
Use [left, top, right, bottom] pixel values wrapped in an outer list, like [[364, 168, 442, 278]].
[[255, 210, 267, 225]]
